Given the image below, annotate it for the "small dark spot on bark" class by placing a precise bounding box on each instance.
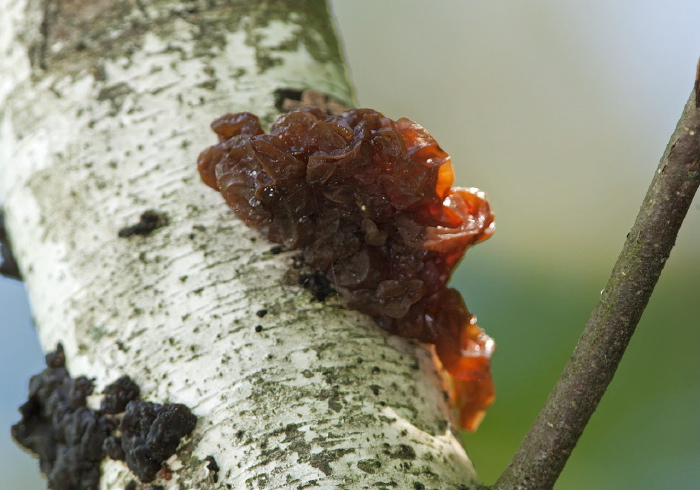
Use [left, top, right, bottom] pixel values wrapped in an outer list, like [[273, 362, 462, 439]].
[[371, 366, 381, 375], [382, 443, 416, 460], [118, 210, 168, 238], [298, 271, 335, 302], [328, 398, 343, 412], [124, 480, 138, 490], [392, 444, 416, 460], [357, 459, 382, 474], [205, 455, 220, 482], [269, 245, 284, 254], [255, 309, 268, 318], [273, 88, 305, 112], [369, 385, 381, 396], [308, 448, 354, 476], [255, 325, 263, 333], [413, 482, 425, 490]]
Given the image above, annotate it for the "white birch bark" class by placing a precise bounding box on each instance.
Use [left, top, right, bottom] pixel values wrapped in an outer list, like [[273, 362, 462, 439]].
[[0, 0, 480, 488]]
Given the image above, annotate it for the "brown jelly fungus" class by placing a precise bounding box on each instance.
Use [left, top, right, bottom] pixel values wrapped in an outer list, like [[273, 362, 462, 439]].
[[198, 107, 496, 430], [13, 344, 197, 487]]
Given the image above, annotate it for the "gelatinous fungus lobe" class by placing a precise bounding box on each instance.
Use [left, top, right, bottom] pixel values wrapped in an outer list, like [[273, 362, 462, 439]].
[[198, 107, 496, 430]]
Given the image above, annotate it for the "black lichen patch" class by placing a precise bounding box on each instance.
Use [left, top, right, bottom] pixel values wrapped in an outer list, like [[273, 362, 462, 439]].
[[13, 344, 197, 488], [118, 210, 168, 238], [110, 400, 197, 482], [11, 344, 115, 490]]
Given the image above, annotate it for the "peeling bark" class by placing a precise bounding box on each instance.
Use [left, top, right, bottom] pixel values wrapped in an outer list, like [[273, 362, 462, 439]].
[[0, 0, 480, 488]]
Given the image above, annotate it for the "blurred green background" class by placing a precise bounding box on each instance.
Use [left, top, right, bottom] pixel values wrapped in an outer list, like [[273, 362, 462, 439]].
[[1, 1, 698, 489], [331, 1, 700, 489]]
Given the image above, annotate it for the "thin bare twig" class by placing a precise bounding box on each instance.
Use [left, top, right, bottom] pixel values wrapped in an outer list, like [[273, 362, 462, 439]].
[[493, 75, 700, 490]]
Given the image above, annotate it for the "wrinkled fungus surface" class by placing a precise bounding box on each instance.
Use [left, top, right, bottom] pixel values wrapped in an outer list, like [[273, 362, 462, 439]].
[[13, 345, 197, 488], [198, 107, 496, 430]]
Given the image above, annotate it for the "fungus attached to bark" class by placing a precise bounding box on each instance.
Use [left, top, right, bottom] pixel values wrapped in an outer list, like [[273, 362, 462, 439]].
[[13, 345, 197, 487], [197, 107, 496, 430]]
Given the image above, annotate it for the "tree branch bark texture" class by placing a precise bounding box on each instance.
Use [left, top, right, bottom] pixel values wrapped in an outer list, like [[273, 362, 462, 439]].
[[494, 85, 700, 490], [0, 0, 480, 488]]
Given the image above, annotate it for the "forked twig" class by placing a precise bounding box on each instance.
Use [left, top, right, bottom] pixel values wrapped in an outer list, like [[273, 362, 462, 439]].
[[493, 70, 700, 490]]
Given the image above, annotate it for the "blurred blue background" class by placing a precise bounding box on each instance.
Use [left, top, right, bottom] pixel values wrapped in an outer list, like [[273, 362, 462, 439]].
[[2, 1, 699, 488]]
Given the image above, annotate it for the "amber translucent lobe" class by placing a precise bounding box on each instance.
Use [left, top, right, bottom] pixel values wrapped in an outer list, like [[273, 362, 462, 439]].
[[197, 108, 496, 430]]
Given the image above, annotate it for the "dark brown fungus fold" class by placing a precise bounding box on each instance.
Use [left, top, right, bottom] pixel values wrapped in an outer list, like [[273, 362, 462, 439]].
[[198, 107, 496, 430]]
